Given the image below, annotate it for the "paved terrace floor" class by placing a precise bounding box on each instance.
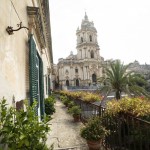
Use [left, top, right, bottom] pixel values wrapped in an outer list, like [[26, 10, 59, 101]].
[[46, 98, 88, 150]]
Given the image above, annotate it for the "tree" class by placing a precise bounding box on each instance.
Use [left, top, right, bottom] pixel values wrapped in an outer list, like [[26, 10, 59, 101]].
[[98, 60, 149, 100]]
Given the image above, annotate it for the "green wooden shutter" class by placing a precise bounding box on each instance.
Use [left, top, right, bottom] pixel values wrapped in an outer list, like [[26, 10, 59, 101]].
[[29, 35, 38, 106], [39, 56, 45, 119], [46, 76, 48, 95], [48, 75, 51, 96]]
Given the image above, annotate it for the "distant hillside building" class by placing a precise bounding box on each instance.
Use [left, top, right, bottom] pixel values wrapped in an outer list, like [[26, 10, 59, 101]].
[[128, 60, 150, 79], [57, 13, 104, 87]]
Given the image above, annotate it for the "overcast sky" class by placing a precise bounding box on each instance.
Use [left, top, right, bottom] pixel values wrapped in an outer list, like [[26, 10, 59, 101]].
[[50, 0, 150, 65]]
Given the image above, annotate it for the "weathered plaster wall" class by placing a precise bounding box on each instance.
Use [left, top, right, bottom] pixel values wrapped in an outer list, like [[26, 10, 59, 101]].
[[0, 0, 33, 104]]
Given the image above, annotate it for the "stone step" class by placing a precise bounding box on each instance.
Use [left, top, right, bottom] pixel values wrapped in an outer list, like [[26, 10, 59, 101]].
[[54, 144, 88, 150]]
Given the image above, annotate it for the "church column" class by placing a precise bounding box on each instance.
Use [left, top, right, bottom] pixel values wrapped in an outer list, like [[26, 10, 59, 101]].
[[82, 66, 84, 80], [62, 66, 64, 85], [59, 67, 61, 80], [81, 49, 82, 59], [70, 66, 73, 86]]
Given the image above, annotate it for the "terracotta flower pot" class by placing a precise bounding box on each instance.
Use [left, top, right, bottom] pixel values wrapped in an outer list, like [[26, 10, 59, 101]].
[[87, 140, 101, 150]]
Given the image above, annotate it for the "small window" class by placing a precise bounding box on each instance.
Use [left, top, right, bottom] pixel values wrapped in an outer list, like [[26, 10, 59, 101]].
[[91, 51, 94, 58], [89, 35, 92, 42], [81, 37, 83, 43], [75, 68, 78, 73]]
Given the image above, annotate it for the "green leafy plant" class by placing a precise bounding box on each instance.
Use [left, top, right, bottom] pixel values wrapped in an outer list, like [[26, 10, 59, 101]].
[[68, 105, 81, 116], [45, 95, 56, 119], [80, 117, 108, 141], [82, 93, 101, 102], [106, 97, 150, 121], [0, 98, 51, 150], [98, 60, 149, 100], [68, 101, 75, 108], [59, 91, 102, 103], [102, 97, 150, 149], [60, 96, 70, 106]]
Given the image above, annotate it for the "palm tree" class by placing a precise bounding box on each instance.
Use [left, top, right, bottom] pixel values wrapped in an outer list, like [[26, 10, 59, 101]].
[[98, 60, 148, 100]]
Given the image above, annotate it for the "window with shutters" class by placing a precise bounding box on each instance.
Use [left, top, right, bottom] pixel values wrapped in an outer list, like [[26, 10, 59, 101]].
[[29, 34, 44, 120]]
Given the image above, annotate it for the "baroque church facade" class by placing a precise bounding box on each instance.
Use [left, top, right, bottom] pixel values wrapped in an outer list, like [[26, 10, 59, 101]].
[[57, 13, 104, 87]]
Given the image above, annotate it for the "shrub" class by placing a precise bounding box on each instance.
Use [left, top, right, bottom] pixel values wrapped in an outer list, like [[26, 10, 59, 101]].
[[80, 117, 108, 141], [45, 96, 56, 117], [103, 97, 150, 149], [82, 93, 101, 102], [68, 101, 75, 108], [59, 91, 102, 103], [60, 96, 70, 106], [106, 97, 150, 121], [0, 98, 51, 150], [68, 105, 81, 116]]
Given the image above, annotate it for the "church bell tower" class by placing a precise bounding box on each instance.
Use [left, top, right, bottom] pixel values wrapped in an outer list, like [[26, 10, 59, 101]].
[[76, 12, 100, 60]]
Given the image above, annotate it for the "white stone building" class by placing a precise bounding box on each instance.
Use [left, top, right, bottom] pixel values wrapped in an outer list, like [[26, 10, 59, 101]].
[[57, 13, 104, 87]]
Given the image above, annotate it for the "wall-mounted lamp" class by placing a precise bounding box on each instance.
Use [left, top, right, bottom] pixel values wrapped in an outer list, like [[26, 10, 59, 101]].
[[6, 22, 29, 35]]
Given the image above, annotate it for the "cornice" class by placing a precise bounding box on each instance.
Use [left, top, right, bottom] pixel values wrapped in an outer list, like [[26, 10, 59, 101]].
[[76, 42, 99, 49], [40, 0, 53, 64], [27, 2, 53, 64], [27, 6, 46, 50]]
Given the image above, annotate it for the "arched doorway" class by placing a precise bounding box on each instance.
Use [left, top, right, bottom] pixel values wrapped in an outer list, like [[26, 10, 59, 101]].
[[92, 74, 97, 83], [76, 79, 79, 86], [66, 80, 69, 86]]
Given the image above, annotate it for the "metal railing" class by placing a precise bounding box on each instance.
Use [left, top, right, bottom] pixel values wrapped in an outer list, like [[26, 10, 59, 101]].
[[69, 97, 150, 150], [67, 86, 99, 90]]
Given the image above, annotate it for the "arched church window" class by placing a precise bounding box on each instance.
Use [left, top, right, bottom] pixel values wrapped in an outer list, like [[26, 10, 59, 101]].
[[66, 80, 69, 86], [81, 37, 83, 43], [89, 35, 92, 42], [91, 50, 94, 58], [92, 74, 97, 83]]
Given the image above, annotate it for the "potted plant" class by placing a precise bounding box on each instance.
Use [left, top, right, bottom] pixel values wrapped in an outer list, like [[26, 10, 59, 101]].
[[68, 101, 75, 109], [68, 105, 81, 122], [80, 117, 108, 150]]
